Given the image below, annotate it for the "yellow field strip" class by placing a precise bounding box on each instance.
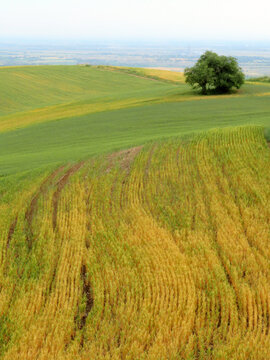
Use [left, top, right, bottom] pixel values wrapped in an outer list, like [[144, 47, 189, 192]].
[[94, 66, 186, 84]]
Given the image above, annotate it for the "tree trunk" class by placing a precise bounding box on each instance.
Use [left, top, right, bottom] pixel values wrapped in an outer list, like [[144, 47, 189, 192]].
[[201, 84, 207, 95]]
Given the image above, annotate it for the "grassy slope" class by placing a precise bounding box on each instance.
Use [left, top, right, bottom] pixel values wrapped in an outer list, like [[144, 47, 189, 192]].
[[0, 65, 173, 116], [0, 66, 270, 359], [1, 126, 270, 359], [1, 95, 270, 175], [0, 65, 269, 175]]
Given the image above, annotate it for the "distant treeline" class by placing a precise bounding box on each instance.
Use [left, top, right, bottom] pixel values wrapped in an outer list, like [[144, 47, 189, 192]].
[[248, 76, 270, 83]]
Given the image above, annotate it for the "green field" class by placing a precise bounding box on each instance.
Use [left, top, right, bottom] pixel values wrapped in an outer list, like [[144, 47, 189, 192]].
[[0, 65, 270, 359], [0, 65, 270, 175]]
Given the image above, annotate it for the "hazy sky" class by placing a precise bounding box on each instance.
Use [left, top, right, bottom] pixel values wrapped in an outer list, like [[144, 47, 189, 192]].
[[1, 0, 270, 41]]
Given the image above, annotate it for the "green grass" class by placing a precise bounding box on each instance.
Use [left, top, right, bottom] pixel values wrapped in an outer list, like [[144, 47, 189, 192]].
[[0, 65, 269, 175], [265, 127, 270, 141], [0, 65, 178, 117]]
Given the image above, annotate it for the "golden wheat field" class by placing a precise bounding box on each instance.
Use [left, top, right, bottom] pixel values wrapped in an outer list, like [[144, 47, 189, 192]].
[[0, 126, 270, 359]]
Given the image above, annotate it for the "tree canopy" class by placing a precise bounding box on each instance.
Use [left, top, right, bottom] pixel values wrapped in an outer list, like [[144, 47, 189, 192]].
[[184, 51, 245, 94]]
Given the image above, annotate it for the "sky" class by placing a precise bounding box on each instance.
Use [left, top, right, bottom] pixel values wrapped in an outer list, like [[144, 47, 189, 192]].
[[0, 0, 270, 41]]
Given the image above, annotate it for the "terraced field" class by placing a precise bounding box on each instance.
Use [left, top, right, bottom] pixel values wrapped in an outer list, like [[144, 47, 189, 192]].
[[0, 126, 269, 359], [0, 66, 270, 359]]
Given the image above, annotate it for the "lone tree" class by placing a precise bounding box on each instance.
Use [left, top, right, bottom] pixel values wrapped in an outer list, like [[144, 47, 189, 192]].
[[184, 51, 245, 94]]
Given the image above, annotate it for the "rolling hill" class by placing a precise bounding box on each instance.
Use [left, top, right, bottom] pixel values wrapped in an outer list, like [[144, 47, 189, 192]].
[[0, 65, 269, 359], [0, 65, 270, 174]]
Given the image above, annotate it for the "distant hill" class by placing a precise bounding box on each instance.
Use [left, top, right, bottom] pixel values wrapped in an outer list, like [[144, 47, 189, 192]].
[[249, 76, 270, 83]]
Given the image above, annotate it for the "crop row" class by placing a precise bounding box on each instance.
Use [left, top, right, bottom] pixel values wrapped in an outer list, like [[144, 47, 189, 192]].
[[0, 126, 269, 359]]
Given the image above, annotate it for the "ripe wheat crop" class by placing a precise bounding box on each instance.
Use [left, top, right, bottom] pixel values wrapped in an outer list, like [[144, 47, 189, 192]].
[[0, 126, 269, 359]]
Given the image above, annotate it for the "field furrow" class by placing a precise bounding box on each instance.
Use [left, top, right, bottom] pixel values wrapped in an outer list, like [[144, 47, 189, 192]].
[[0, 126, 269, 359]]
